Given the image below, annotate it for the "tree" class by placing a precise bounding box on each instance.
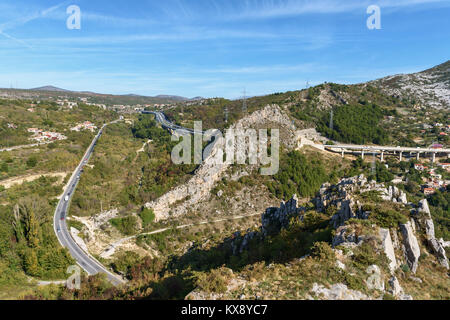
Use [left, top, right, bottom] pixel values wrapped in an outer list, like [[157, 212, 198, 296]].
[[405, 181, 419, 194], [23, 249, 40, 276], [15, 199, 42, 248], [376, 163, 394, 183]]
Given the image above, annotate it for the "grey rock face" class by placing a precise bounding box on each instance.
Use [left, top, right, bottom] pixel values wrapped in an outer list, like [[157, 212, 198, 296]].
[[381, 185, 408, 204], [311, 283, 371, 300], [417, 199, 431, 218], [332, 225, 365, 247], [391, 229, 400, 249], [315, 175, 409, 229], [379, 228, 398, 272], [388, 276, 404, 297], [365, 265, 385, 292], [400, 222, 421, 273], [419, 200, 449, 269], [261, 194, 304, 236], [231, 229, 259, 255], [429, 238, 449, 269]]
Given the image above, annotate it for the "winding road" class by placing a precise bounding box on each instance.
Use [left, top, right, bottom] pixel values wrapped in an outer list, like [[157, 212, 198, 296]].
[[53, 112, 205, 286]]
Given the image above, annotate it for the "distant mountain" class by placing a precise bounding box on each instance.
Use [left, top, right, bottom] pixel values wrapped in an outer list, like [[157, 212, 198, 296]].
[[189, 96, 205, 101], [26, 87, 194, 102], [30, 85, 71, 92], [371, 60, 450, 109]]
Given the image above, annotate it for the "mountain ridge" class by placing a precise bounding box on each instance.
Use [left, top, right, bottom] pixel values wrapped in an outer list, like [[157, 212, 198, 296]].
[[370, 60, 450, 109]]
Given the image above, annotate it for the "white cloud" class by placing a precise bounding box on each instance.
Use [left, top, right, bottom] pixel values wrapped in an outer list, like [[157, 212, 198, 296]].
[[221, 0, 450, 20], [0, 1, 69, 32]]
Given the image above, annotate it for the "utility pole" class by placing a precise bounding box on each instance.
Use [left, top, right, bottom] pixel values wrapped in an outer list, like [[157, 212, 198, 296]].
[[371, 152, 376, 176], [242, 88, 247, 115], [224, 105, 229, 124], [329, 109, 334, 131]]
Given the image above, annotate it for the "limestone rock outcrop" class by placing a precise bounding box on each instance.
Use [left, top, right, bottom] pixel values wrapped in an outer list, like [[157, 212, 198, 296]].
[[387, 276, 412, 300], [381, 185, 408, 204], [416, 199, 449, 269], [314, 175, 408, 229], [400, 222, 421, 273], [231, 194, 304, 253], [379, 228, 397, 272], [310, 283, 371, 300], [332, 225, 365, 248], [262, 194, 304, 236]]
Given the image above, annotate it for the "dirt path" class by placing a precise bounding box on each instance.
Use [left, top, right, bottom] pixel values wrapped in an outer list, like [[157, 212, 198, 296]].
[[0, 172, 69, 189], [27, 277, 66, 287], [137, 139, 152, 154], [0, 140, 55, 153], [100, 212, 261, 258]]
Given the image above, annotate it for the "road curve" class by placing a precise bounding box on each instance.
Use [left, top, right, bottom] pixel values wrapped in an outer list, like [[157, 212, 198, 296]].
[[141, 110, 221, 159], [53, 112, 210, 286]]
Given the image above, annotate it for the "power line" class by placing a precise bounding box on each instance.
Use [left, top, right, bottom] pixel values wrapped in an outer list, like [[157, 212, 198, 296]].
[[224, 105, 229, 123]]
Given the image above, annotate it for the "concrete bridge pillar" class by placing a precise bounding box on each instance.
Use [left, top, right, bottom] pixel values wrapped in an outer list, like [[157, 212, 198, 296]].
[[432, 152, 436, 163], [399, 152, 403, 162], [341, 150, 345, 158], [361, 150, 365, 159], [381, 151, 384, 162], [416, 152, 420, 161]]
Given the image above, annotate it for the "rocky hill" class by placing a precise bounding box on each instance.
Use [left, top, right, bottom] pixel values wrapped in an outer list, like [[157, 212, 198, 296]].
[[370, 60, 450, 109], [186, 175, 449, 300]]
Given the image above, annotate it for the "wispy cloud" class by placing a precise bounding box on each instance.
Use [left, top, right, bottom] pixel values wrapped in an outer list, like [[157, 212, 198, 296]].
[[218, 0, 450, 20], [0, 30, 33, 49], [0, 1, 70, 49], [81, 12, 157, 27], [202, 63, 320, 74], [0, 1, 69, 32]]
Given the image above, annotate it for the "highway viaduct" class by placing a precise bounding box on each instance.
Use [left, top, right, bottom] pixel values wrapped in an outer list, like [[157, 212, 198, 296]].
[[324, 144, 450, 163]]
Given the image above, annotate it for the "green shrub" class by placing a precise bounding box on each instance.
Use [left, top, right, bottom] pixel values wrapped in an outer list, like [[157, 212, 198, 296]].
[[26, 156, 38, 168], [352, 243, 379, 268], [401, 264, 410, 273], [194, 268, 231, 294], [370, 207, 408, 229], [383, 293, 396, 300], [110, 216, 138, 236], [311, 242, 335, 262], [139, 208, 155, 227]]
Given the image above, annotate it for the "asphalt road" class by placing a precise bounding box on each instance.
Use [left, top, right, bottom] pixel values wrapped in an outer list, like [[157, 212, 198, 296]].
[[142, 110, 221, 158], [53, 120, 125, 286], [52, 113, 209, 286]]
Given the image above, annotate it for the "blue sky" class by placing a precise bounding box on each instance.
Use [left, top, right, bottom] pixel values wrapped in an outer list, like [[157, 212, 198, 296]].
[[0, 0, 449, 99]]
